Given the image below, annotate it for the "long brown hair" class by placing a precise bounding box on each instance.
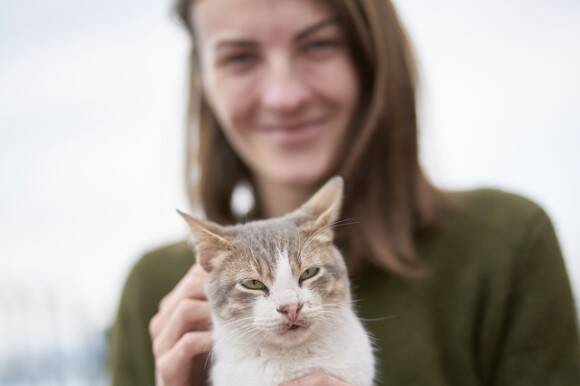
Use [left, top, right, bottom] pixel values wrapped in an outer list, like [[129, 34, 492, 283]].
[[174, 0, 443, 277]]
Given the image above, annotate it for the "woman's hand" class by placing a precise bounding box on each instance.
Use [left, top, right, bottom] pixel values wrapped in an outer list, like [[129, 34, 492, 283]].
[[149, 263, 213, 386], [280, 372, 351, 386]]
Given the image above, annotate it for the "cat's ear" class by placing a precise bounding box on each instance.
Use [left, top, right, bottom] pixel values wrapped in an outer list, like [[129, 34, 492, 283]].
[[176, 209, 232, 272], [295, 176, 344, 244]]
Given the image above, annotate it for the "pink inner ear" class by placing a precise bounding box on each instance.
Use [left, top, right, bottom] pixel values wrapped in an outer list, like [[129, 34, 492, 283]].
[[302, 219, 335, 245], [192, 228, 235, 272], [196, 241, 218, 272], [177, 210, 233, 272], [293, 178, 343, 245], [300, 178, 343, 227]]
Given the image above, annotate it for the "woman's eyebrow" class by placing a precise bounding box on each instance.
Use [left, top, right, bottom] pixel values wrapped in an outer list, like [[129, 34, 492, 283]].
[[294, 18, 339, 41], [212, 18, 339, 51], [215, 40, 257, 51]]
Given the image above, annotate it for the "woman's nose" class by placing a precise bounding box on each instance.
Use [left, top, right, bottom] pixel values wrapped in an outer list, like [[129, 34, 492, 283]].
[[260, 58, 310, 114]]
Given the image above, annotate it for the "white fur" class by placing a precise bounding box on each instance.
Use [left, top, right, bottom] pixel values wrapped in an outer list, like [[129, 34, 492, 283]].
[[211, 306, 374, 386]]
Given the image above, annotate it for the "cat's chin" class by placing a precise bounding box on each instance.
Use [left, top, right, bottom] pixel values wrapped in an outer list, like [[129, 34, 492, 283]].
[[279, 324, 308, 336], [267, 321, 316, 348]]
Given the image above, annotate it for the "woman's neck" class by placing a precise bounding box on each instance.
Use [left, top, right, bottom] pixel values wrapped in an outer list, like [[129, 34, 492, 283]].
[[255, 178, 313, 218]]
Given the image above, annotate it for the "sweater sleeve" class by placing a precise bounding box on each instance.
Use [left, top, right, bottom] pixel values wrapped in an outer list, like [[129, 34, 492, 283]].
[[492, 207, 580, 386], [108, 243, 196, 386], [109, 255, 159, 386]]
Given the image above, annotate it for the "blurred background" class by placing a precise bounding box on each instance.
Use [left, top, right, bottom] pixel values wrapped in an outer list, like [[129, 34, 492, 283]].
[[1, 0, 578, 384]]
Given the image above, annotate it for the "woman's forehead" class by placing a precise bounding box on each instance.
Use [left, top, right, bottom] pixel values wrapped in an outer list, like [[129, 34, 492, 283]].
[[192, 0, 336, 47]]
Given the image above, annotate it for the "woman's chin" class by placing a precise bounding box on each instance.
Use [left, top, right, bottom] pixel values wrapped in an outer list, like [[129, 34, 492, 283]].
[[265, 164, 334, 189]]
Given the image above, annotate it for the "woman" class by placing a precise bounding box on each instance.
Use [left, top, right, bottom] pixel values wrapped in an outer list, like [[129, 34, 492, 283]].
[[109, 0, 580, 385]]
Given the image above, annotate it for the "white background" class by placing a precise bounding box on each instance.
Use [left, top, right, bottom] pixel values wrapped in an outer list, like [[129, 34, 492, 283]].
[[1, 0, 579, 377]]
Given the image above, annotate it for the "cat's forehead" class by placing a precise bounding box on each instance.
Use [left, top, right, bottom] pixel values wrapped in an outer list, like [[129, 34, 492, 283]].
[[232, 213, 309, 243], [222, 213, 318, 275]]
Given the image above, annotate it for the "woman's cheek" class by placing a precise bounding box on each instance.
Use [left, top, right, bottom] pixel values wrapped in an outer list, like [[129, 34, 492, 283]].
[[208, 75, 252, 144]]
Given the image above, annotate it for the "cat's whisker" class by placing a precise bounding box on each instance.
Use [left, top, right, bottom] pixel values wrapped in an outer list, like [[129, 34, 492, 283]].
[[320, 302, 347, 309], [313, 309, 344, 321], [234, 328, 262, 342], [220, 316, 256, 329], [349, 296, 363, 304], [358, 315, 399, 322], [252, 321, 281, 330], [251, 316, 279, 324], [247, 239, 261, 273], [305, 306, 339, 316], [222, 325, 255, 338], [222, 327, 264, 342], [222, 321, 264, 341], [294, 226, 304, 266], [329, 218, 360, 228], [222, 315, 255, 324], [313, 312, 340, 322], [313, 308, 339, 315], [301, 218, 360, 253], [204, 349, 216, 369], [224, 321, 256, 332]]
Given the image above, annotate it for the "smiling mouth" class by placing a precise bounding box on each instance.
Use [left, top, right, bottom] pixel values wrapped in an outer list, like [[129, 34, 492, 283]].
[[261, 119, 326, 146]]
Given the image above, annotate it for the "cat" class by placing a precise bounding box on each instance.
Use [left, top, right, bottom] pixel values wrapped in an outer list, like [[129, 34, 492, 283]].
[[178, 176, 375, 386]]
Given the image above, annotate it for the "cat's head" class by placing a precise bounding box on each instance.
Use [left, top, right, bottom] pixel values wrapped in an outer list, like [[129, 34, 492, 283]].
[[178, 177, 351, 348]]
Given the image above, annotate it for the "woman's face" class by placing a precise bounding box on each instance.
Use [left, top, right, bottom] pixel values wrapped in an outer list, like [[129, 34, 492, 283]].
[[193, 0, 359, 188]]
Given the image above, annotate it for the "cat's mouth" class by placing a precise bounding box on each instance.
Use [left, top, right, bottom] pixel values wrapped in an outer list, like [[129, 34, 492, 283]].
[[280, 320, 309, 335]]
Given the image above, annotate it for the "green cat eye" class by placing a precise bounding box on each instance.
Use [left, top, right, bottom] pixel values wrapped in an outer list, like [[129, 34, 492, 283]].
[[299, 267, 320, 283], [241, 279, 267, 291]]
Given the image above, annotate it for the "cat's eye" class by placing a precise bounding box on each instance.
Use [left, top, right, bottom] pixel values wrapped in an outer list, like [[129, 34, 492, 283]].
[[299, 267, 320, 283], [241, 279, 267, 291]]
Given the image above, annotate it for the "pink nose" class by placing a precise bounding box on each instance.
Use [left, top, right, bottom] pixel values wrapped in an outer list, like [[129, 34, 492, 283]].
[[276, 303, 303, 322]]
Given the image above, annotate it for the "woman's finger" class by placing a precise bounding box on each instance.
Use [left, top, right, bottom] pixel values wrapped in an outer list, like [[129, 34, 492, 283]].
[[160, 263, 208, 310], [153, 299, 211, 357], [156, 331, 213, 385], [150, 264, 208, 337]]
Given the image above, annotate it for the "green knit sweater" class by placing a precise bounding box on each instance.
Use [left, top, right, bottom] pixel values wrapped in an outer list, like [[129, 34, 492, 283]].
[[109, 189, 580, 385]]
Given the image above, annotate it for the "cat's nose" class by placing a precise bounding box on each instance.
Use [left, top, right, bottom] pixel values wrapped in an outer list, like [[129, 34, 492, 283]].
[[276, 303, 303, 321]]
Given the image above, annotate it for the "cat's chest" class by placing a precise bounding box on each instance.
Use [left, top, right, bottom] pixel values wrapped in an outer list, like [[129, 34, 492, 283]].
[[211, 314, 371, 386], [212, 344, 347, 386]]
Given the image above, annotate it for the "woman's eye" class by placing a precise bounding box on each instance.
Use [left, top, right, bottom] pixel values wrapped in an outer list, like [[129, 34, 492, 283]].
[[241, 279, 267, 291], [303, 40, 338, 54], [222, 52, 257, 67], [299, 267, 320, 283]]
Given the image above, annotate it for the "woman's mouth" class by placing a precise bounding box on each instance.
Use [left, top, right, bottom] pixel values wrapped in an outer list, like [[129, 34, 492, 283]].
[[261, 119, 326, 146]]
